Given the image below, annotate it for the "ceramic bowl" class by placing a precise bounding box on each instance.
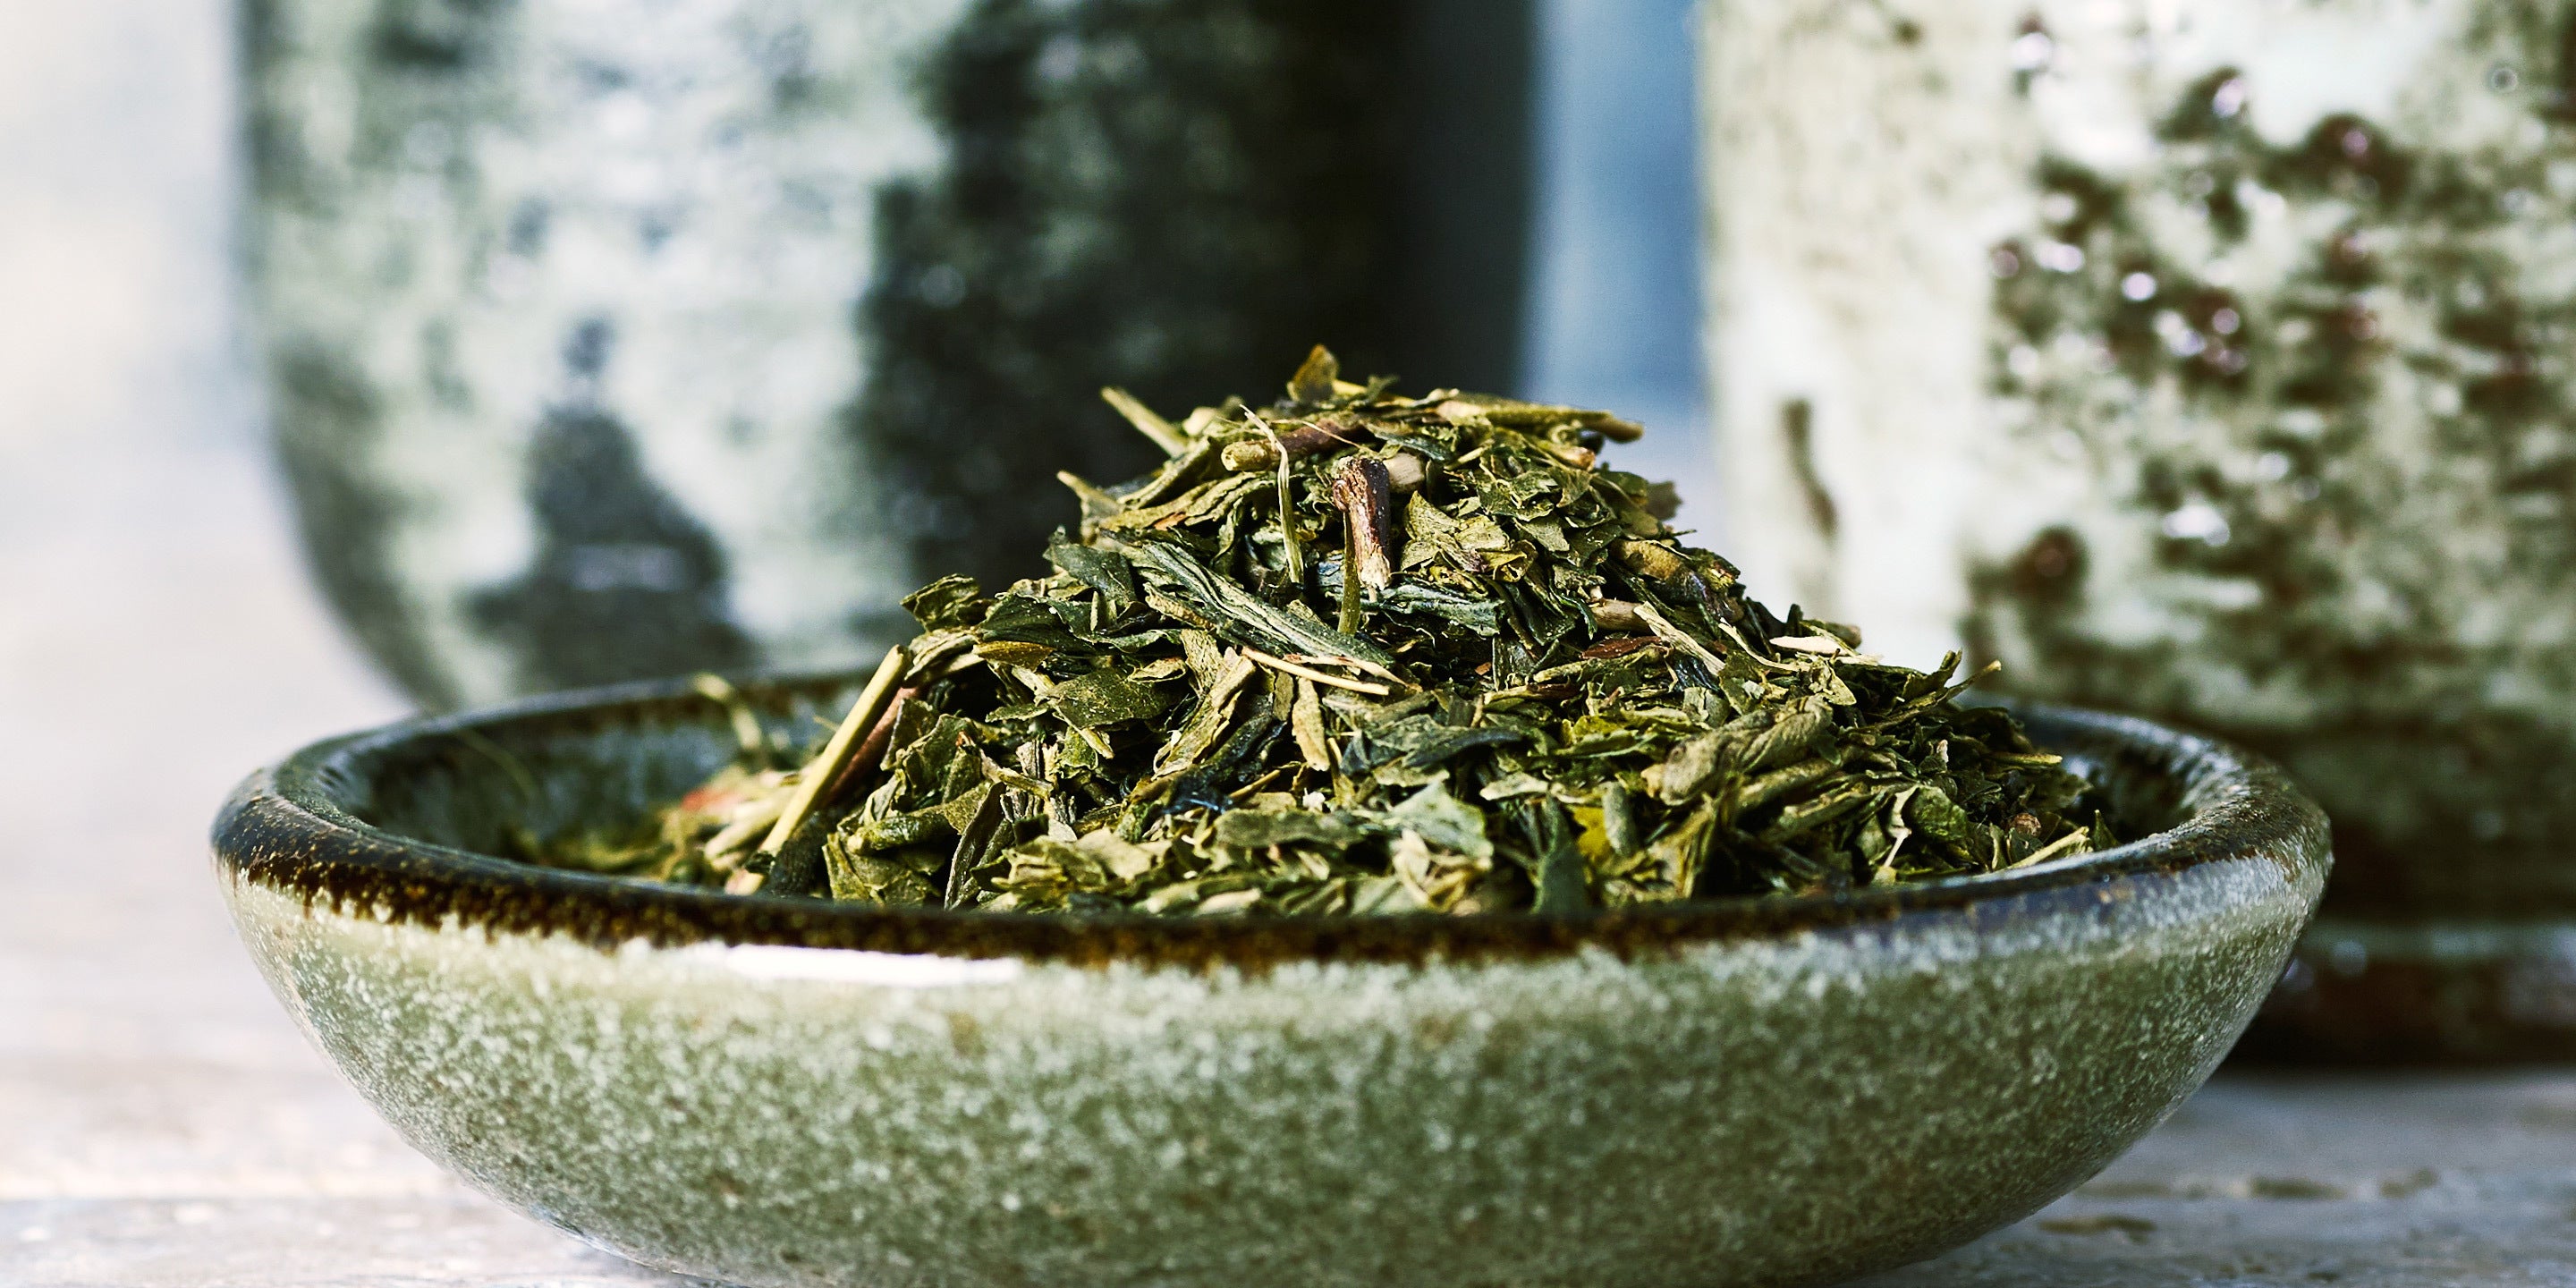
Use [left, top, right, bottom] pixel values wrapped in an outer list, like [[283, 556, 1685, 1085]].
[[249, 0, 1535, 712], [213, 674, 2328, 1288]]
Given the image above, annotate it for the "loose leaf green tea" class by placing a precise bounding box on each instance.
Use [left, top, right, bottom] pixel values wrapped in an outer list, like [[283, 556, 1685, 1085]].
[[530, 348, 2114, 915]]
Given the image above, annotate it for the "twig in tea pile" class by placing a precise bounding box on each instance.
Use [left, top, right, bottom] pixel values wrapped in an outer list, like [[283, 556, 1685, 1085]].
[[1099, 386, 1189, 457], [758, 645, 910, 857], [1240, 648, 1394, 696]]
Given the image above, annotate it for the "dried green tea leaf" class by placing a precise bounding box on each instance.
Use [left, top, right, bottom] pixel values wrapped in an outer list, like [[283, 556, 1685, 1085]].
[[1048, 667, 1171, 729], [1386, 781, 1493, 860], [1116, 537, 1397, 668], [1154, 651, 1258, 775], [1521, 800, 1593, 913], [903, 575, 988, 631], [1287, 343, 1341, 406], [1216, 808, 1367, 851], [1046, 531, 1139, 611]]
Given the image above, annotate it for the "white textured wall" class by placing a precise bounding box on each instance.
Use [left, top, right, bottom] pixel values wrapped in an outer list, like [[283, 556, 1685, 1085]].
[[0, 4, 248, 455]]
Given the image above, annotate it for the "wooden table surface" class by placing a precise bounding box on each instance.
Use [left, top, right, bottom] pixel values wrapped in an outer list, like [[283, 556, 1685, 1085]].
[[4, 432, 2573, 1288]]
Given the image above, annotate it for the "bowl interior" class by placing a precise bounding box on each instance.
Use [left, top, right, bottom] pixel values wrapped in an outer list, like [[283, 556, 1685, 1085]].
[[310, 671, 2240, 923], [338, 676, 870, 866]]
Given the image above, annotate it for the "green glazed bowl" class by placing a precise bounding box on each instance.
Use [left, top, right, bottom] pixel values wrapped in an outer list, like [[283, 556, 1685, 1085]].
[[213, 675, 2328, 1288]]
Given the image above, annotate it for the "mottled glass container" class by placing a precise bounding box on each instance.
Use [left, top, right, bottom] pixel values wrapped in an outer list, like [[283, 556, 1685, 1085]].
[[1705, 0, 2576, 1057], [244, 0, 1530, 708]]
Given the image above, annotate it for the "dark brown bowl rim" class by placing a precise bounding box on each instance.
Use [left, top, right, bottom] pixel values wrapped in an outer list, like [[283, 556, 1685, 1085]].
[[213, 671, 2329, 968]]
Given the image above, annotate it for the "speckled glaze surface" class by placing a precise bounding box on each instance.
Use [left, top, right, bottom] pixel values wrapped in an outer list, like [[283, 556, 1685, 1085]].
[[242, 0, 1531, 709], [212, 675, 2327, 1288], [1701, 0, 2576, 1061]]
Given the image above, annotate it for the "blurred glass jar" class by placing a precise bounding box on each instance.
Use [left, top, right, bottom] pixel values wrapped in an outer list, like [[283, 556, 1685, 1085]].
[[244, 0, 1531, 708], [1706, 0, 2576, 1058]]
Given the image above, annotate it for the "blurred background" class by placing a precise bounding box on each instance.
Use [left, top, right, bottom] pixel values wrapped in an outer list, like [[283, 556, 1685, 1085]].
[[0, 0, 1704, 1277]]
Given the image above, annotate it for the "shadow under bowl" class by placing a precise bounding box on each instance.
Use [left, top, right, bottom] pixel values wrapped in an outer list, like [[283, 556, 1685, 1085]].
[[213, 674, 2329, 1288]]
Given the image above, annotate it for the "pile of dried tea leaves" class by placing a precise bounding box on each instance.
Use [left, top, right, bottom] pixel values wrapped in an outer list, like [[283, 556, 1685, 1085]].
[[529, 348, 2114, 916]]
